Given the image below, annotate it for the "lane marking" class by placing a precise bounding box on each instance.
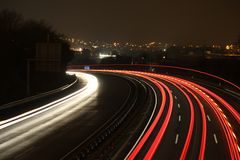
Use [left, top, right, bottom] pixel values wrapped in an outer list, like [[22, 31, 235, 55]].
[[177, 103, 181, 109], [207, 115, 211, 122], [178, 115, 181, 122], [213, 133, 218, 144], [175, 134, 179, 144], [174, 96, 178, 100]]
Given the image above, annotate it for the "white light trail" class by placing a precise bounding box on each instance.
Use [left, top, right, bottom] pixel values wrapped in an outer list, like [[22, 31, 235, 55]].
[[0, 72, 99, 159]]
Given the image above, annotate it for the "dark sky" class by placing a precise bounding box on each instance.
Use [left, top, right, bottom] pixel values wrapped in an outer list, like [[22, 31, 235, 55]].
[[1, 0, 240, 45]]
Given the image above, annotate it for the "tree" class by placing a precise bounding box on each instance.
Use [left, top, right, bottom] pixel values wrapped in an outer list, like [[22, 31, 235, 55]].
[[0, 9, 74, 103], [0, 9, 24, 76], [57, 34, 74, 67], [0, 9, 23, 42]]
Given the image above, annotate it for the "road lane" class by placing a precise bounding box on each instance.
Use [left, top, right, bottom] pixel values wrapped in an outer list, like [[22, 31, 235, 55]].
[[1, 68, 239, 160], [87, 70, 239, 160], [0, 72, 133, 160]]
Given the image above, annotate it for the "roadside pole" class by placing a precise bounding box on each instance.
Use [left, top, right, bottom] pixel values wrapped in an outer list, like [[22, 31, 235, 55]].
[[26, 59, 30, 95]]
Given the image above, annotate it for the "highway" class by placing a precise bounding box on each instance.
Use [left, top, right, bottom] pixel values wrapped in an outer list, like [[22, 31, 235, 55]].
[[79, 69, 239, 160], [0, 72, 98, 159], [0, 71, 149, 160], [0, 67, 239, 160]]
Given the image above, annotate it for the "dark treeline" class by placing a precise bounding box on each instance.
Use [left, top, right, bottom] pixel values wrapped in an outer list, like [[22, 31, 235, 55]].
[[0, 9, 74, 105]]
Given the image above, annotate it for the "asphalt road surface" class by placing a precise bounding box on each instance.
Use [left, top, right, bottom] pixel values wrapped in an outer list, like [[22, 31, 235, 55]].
[[83, 69, 240, 160], [0, 69, 239, 160], [0, 72, 137, 160]]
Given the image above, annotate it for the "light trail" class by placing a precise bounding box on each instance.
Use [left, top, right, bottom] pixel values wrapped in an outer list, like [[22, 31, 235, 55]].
[[83, 69, 239, 160], [136, 71, 206, 160], [0, 72, 98, 130], [187, 91, 206, 160], [69, 64, 240, 90], [3, 67, 238, 159], [157, 74, 240, 159], [156, 77, 197, 160], [128, 71, 197, 160], [144, 80, 173, 160], [154, 74, 206, 160], [91, 70, 173, 159], [126, 75, 167, 159], [0, 72, 99, 159], [121, 78, 159, 160], [87, 70, 194, 159]]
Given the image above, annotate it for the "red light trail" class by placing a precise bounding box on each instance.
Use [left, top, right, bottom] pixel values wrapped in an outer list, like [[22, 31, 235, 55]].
[[77, 68, 239, 159]]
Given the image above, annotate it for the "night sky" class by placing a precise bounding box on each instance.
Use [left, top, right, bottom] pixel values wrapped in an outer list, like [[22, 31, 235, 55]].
[[1, 0, 240, 45]]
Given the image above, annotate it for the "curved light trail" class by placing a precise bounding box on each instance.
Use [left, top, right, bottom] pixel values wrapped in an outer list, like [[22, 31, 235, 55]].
[[68, 64, 240, 90], [157, 73, 239, 160], [2, 66, 239, 160], [0, 72, 99, 159], [82, 69, 239, 160], [157, 77, 198, 160], [126, 76, 167, 159], [144, 80, 173, 160]]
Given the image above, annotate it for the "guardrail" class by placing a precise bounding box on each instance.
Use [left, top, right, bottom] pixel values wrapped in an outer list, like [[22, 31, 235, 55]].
[[0, 76, 78, 110], [60, 74, 141, 160]]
